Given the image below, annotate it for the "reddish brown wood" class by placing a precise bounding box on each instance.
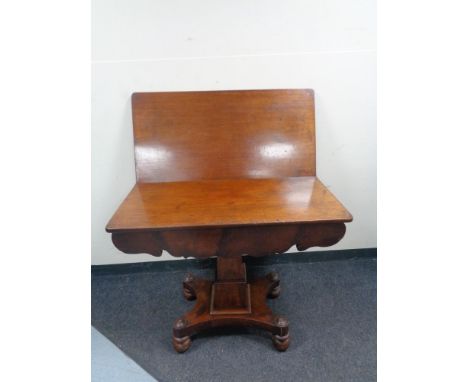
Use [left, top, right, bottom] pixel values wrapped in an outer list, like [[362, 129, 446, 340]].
[[111, 222, 346, 258], [296, 223, 347, 250], [211, 257, 250, 315], [131, 89, 316, 183], [106, 177, 351, 232], [173, 257, 288, 353], [210, 283, 251, 315], [106, 89, 353, 352], [216, 257, 246, 281]]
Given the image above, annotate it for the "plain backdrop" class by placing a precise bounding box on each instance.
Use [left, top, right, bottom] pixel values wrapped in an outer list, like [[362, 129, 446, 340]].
[[91, 0, 376, 264], [2, 0, 468, 381]]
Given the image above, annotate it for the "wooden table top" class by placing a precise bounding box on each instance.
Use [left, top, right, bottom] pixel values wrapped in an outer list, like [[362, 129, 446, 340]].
[[131, 90, 316, 183], [106, 176, 352, 232]]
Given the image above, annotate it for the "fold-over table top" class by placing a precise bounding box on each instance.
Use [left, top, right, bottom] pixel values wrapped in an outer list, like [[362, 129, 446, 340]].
[[106, 176, 352, 232]]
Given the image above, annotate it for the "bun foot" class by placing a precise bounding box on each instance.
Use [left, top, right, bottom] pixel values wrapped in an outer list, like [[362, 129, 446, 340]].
[[272, 316, 289, 351], [272, 333, 290, 351], [172, 335, 191, 353], [173, 318, 191, 352], [173, 270, 291, 353]]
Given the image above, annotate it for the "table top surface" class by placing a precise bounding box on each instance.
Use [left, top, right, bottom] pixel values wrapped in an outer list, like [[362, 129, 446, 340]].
[[106, 176, 352, 232], [131, 90, 316, 183]]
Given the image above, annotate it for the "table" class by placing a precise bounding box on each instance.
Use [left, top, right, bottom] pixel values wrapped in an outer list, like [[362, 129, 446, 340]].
[[106, 89, 352, 352]]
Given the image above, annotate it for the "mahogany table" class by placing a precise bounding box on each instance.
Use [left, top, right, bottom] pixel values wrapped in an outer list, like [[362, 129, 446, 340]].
[[106, 89, 352, 353]]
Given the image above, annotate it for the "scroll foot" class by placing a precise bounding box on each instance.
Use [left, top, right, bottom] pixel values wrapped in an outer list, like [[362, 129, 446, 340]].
[[182, 273, 196, 300], [266, 271, 281, 299]]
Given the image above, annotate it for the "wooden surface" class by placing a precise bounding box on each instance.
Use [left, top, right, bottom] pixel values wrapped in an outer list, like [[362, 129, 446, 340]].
[[107, 89, 353, 352], [110, 222, 347, 258], [131, 89, 315, 182], [106, 176, 351, 232], [172, 258, 289, 353]]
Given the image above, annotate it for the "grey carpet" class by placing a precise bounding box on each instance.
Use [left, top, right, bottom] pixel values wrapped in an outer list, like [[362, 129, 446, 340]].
[[92, 257, 376, 382], [92, 327, 156, 382]]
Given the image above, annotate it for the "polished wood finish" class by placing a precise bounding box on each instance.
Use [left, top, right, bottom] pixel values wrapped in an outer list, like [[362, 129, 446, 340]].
[[110, 222, 347, 258], [216, 257, 246, 281], [106, 89, 352, 352], [210, 283, 251, 315], [173, 257, 288, 353], [106, 177, 351, 232], [132, 89, 316, 183], [210, 257, 250, 315]]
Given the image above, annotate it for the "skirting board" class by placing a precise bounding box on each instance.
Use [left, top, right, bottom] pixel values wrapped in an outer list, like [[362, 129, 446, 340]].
[[92, 248, 377, 276]]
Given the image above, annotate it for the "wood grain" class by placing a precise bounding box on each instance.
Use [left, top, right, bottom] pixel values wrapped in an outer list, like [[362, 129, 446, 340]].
[[132, 89, 315, 182], [110, 222, 346, 258], [106, 177, 352, 232], [106, 89, 353, 352], [173, 257, 289, 352]]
